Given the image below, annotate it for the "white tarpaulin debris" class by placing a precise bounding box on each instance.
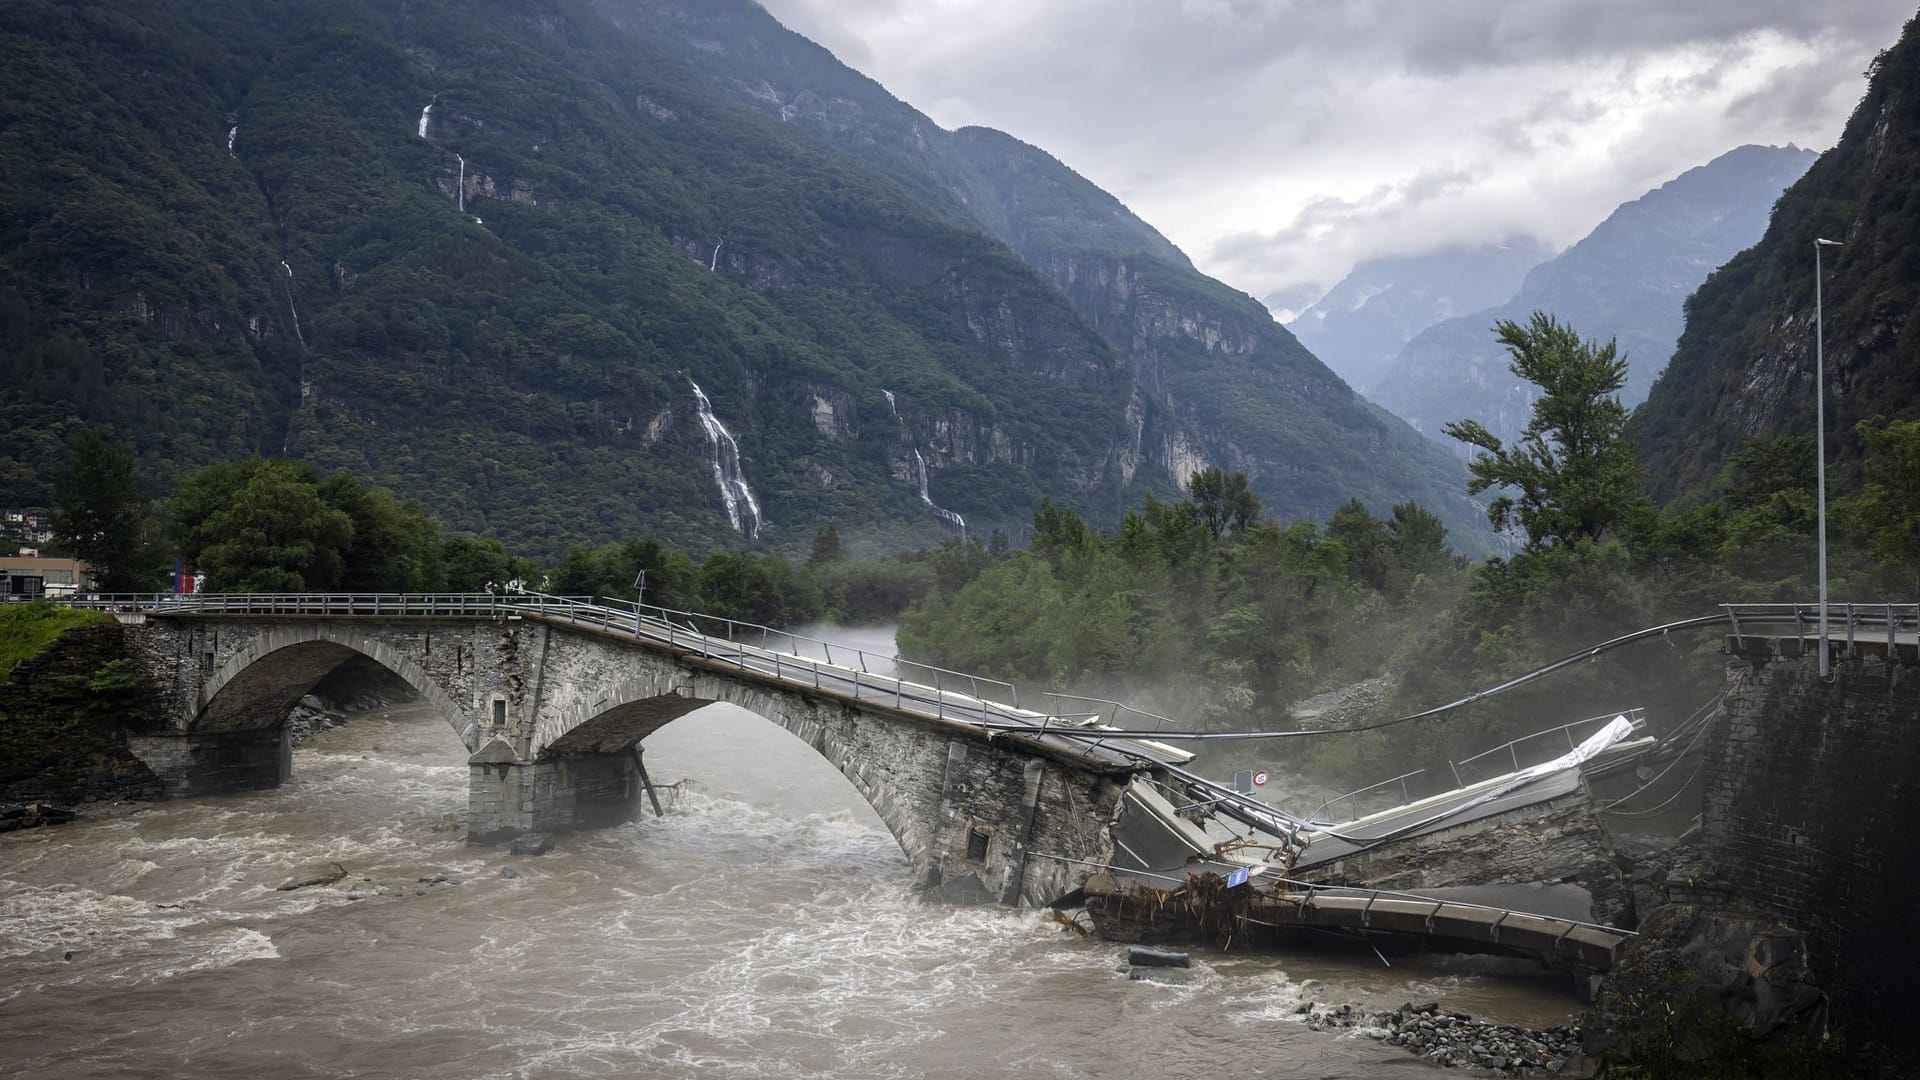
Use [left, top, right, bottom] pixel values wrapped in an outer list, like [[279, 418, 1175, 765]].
[[1518, 714, 1635, 783]]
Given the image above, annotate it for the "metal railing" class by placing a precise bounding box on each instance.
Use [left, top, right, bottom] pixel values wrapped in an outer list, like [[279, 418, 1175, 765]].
[[1307, 708, 1647, 824], [1722, 602, 1920, 658], [595, 595, 1023, 712]]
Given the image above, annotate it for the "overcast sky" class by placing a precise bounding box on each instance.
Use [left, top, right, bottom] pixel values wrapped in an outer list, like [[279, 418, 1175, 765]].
[[755, 0, 1915, 317]]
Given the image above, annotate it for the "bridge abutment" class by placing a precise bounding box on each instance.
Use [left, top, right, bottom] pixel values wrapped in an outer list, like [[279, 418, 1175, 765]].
[[127, 728, 290, 798]]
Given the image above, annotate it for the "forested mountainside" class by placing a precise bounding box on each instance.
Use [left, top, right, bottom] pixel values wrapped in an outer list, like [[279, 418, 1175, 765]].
[[599, 0, 1491, 546], [1285, 238, 1553, 393], [0, 0, 1146, 556], [0, 0, 1487, 558], [1372, 145, 1817, 450], [1639, 14, 1920, 502]]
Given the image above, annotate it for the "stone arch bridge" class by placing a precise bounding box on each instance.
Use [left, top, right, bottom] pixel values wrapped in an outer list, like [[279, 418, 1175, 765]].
[[105, 593, 1172, 907]]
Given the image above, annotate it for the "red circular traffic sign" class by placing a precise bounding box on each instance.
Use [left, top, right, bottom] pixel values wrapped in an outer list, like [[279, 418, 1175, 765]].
[[1252, 770, 1269, 787]]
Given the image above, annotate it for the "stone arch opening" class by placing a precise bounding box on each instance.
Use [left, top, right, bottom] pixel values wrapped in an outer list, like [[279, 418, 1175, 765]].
[[192, 631, 478, 753], [538, 685, 935, 882]]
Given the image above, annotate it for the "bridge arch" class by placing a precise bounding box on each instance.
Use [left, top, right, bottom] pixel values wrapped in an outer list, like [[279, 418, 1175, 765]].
[[190, 624, 480, 753], [535, 675, 936, 877]]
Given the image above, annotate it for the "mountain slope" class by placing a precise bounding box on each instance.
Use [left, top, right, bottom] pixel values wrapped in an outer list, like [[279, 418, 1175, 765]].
[[1639, 16, 1920, 501], [0, 0, 1162, 555], [606, 0, 1493, 546], [1372, 145, 1817, 449], [1285, 238, 1553, 393]]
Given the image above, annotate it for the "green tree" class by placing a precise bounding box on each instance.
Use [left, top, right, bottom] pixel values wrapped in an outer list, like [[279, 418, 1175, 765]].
[[808, 525, 844, 566], [1186, 467, 1261, 539], [319, 474, 443, 592], [175, 460, 354, 591], [50, 430, 159, 591], [1853, 417, 1920, 592], [442, 536, 538, 593], [1443, 313, 1650, 551]]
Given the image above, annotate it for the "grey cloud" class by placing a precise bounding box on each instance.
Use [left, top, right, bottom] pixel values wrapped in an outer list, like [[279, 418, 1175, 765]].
[[754, 0, 1914, 302], [1727, 58, 1873, 130], [1212, 166, 1481, 265]]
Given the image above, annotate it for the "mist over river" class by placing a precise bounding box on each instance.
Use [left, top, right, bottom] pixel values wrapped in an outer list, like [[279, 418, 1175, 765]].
[[0, 644, 1581, 1078]]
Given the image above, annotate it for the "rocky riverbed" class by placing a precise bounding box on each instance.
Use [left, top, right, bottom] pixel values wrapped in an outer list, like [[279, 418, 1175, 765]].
[[1291, 998, 1581, 1074]]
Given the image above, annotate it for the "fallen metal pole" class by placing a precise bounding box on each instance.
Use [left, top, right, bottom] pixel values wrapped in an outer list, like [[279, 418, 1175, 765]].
[[633, 748, 665, 818]]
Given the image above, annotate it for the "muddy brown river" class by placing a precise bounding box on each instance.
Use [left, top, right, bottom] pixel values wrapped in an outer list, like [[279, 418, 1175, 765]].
[[0, 700, 1581, 1078]]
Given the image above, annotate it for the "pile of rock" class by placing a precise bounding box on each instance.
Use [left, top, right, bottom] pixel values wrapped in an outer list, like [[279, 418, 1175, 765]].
[[1292, 1000, 1580, 1074], [0, 802, 78, 832], [285, 696, 350, 744]]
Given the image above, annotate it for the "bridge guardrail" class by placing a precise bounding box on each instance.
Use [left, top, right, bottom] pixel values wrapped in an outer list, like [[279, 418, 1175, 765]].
[[1722, 602, 1920, 658], [1309, 707, 1647, 824]]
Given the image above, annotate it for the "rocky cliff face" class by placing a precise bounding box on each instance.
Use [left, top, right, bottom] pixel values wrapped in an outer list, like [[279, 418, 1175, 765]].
[[1372, 145, 1817, 453], [1640, 17, 1920, 500]]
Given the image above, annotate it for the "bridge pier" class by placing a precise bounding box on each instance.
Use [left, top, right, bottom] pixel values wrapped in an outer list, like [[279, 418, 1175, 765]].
[[127, 728, 290, 799], [467, 740, 647, 845]]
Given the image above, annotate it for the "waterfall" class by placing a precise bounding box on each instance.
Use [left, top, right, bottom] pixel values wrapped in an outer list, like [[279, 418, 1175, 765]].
[[279, 261, 306, 348], [687, 378, 764, 538], [915, 449, 967, 539], [456, 155, 466, 213], [709, 241, 723, 273], [884, 389, 964, 537], [417, 99, 435, 140], [226, 126, 238, 158]]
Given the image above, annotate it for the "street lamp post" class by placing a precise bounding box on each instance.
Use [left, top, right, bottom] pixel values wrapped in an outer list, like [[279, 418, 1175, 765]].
[[1815, 237, 1843, 678], [633, 568, 647, 637]]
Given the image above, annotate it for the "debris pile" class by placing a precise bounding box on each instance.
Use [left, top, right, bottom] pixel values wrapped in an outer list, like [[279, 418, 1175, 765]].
[[1293, 999, 1580, 1074]]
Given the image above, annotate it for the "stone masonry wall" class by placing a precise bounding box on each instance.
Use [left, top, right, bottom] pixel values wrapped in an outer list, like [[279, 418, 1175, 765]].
[[0, 621, 161, 804], [1698, 654, 1920, 1060]]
